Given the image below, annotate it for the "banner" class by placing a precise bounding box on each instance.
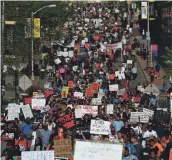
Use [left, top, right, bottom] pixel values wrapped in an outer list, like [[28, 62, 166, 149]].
[[31, 99, 46, 110], [24, 18, 31, 38], [21, 104, 33, 119], [22, 151, 54, 160], [90, 119, 111, 135], [151, 44, 158, 57], [74, 140, 123, 160], [54, 139, 72, 160], [34, 18, 40, 38], [141, 2, 147, 19], [57, 112, 75, 129]]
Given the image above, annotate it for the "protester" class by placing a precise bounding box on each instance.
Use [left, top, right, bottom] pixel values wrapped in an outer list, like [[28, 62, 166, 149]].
[[1, 2, 171, 160]]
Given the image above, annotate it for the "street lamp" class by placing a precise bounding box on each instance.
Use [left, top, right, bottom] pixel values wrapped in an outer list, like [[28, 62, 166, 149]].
[[31, 4, 56, 80]]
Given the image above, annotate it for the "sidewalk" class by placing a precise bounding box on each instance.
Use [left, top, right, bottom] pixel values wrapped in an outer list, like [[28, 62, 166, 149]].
[[132, 28, 169, 96]]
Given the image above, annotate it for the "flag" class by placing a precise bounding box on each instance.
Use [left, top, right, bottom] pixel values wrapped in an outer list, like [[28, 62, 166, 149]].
[[34, 18, 40, 38], [151, 44, 158, 57]]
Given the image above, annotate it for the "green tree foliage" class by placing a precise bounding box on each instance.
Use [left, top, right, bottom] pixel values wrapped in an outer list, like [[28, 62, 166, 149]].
[[161, 47, 172, 77], [3, 1, 71, 69]]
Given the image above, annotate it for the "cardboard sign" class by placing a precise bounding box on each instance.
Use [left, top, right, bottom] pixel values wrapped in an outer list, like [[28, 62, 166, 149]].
[[68, 81, 74, 88], [44, 90, 53, 98], [61, 87, 69, 98], [91, 98, 102, 105], [24, 97, 32, 104], [85, 87, 94, 97], [82, 105, 98, 116], [31, 99, 46, 110], [22, 151, 54, 160], [75, 105, 82, 119], [107, 104, 114, 114], [58, 112, 75, 129], [127, 60, 133, 64], [74, 140, 123, 160], [74, 92, 84, 98], [109, 84, 119, 91], [143, 108, 154, 117], [109, 74, 115, 80], [91, 82, 99, 91], [21, 104, 33, 119], [54, 139, 72, 160], [90, 119, 111, 135]]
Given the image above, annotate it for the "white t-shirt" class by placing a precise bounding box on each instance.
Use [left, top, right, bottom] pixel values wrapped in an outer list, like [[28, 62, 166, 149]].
[[31, 131, 37, 146], [143, 130, 157, 139]]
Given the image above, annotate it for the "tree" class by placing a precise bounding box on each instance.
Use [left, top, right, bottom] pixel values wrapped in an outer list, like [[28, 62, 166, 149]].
[[161, 47, 172, 77], [2, 1, 72, 75]]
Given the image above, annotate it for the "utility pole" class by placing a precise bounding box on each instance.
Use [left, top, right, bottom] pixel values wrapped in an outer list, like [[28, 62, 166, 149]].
[[1, 1, 5, 68], [146, 1, 150, 68]]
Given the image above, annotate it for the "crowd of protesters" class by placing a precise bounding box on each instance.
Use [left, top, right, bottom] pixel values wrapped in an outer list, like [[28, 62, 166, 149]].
[[1, 2, 172, 160]]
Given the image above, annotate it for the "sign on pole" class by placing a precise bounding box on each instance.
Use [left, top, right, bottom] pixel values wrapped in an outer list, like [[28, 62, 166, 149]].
[[141, 2, 148, 19], [19, 74, 32, 91]]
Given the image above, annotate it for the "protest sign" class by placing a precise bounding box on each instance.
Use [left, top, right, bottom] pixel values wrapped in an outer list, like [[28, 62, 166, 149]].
[[74, 140, 123, 160], [24, 97, 32, 104], [8, 105, 20, 113], [75, 105, 82, 118], [127, 60, 132, 64], [91, 82, 99, 91], [54, 139, 72, 160], [130, 112, 143, 123], [109, 74, 115, 80], [74, 92, 84, 98], [98, 89, 105, 98], [58, 112, 75, 129], [68, 51, 74, 57], [22, 151, 54, 160], [8, 112, 19, 121], [91, 98, 102, 105], [85, 87, 94, 97], [90, 119, 111, 135], [31, 99, 46, 110], [61, 87, 69, 98], [44, 90, 53, 98], [21, 104, 33, 119], [109, 84, 118, 91], [117, 89, 125, 95], [54, 158, 68, 160], [68, 81, 74, 88], [106, 104, 114, 114], [8, 103, 17, 108], [81, 105, 98, 116], [143, 108, 154, 117]]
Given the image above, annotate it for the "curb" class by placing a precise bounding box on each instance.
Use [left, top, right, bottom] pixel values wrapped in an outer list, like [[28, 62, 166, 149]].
[[135, 55, 150, 83]]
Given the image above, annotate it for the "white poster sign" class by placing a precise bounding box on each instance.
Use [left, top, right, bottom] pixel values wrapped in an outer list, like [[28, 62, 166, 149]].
[[74, 140, 123, 160], [8, 112, 19, 121], [91, 98, 102, 105], [75, 106, 82, 119], [141, 2, 148, 19], [127, 60, 133, 64], [32, 99, 46, 110], [107, 104, 114, 114], [22, 151, 54, 160], [8, 105, 20, 113], [90, 119, 111, 135], [74, 92, 84, 98], [82, 105, 98, 116], [143, 108, 154, 117], [109, 84, 119, 91], [68, 51, 74, 57], [21, 104, 33, 118]]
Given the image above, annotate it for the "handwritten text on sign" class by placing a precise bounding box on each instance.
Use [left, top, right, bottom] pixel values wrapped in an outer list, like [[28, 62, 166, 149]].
[[82, 105, 98, 115], [22, 151, 54, 160], [31, 99, 46, 110], [54, 139, 72, 160], [90, 119, 111, 135], [58, 112, 75, 129], [74, 140, 123, 160]]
